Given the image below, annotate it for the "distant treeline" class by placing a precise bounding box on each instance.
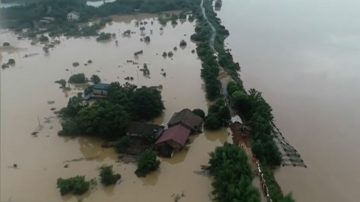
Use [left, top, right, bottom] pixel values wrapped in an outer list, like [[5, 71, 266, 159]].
[[0, 0, 200, 36]]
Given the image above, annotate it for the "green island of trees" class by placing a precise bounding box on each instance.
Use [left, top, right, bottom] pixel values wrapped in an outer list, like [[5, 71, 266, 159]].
[[135, 150, 160, 177], [204, 99, 230, 130], [99, 166, 121, 186], [58, 82, 164, 139], [57, 176, 90, 196], [208, 143, 260, 202], [68, 73, 87, 84]]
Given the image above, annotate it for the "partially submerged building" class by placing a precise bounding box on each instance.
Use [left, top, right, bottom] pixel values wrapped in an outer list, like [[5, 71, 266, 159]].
[[67, 11, 80, 22], [84, 83, 110, 100], [127, 122, 163, 140], [155, 124, 191, 157], [168, 109, 203, 133]]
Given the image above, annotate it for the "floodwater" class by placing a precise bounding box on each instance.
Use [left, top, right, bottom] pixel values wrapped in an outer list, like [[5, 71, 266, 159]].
[[0, 14, 229, 202], [218, 0, 360, 201]]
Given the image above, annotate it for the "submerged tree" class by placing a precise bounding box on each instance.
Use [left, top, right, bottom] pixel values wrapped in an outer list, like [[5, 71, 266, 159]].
[[135, 150, 160, 177], [99, 166, 121, 186]]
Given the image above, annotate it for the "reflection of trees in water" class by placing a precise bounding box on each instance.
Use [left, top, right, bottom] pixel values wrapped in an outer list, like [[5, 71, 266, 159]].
[[102, 184, 116, 195], [161, 148, 189, 165], [78, 137, 118, 162], [140, 169, 159, 186], [204, 128, 229, 143]]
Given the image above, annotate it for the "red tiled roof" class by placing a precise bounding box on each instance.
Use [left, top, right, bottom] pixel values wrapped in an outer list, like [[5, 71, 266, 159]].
[[155, 124, 191, 146]]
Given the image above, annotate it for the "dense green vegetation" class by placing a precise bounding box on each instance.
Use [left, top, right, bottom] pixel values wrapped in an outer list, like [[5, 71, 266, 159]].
[[114, 136, 131, 153], [135, 150, 160, 177], [191, 18, 221, 101], [208, 143, 260, 202], [0, 0, 200, 37], [57, 176, 90, 195], [59, 83, 164, 138], [194, 1, 295, 201], [68, 73, 87, 84], [204, 99, 230, 130], [99, 166, 121, 186], [228, 81, 281, 167], [96, 32, 112, 41], [90, 74, 101, 84]]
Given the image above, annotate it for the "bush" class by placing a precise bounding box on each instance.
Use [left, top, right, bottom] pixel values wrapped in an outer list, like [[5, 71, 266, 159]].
[[114, 136, 131, 152], [55, 79, 67, 88], [7, 58, 15, 65], [90, 74, 101, 84], [135, 150, 160, 177], [144, 36, 150, 42], [68, 73, 87, 84], [179, 40, 187, 47], [39, 35, 49, 42], [208, 143, 260, 202], [99, 166, 121, 186], [72, 62, 80, 67], [96, 32, 111, 41], [57, 176, 90, 196], [204, 113, 222, 130]]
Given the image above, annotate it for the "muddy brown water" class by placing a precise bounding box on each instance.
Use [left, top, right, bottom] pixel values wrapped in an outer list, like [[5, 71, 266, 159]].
[[0, 15, 230, 202], [218, 0, 360, 201]]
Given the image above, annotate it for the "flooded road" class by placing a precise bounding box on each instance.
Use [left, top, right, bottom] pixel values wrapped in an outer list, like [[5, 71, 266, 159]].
[[218, 0, 360, 201], [0, 14, 229, 202]]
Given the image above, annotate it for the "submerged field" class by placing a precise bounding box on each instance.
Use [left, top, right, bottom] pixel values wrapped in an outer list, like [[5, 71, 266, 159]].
[[0, 14, 229, 202]]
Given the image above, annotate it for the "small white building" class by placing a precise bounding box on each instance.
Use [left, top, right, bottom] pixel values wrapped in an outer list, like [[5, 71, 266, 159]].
[[67, 11, 80, 22]]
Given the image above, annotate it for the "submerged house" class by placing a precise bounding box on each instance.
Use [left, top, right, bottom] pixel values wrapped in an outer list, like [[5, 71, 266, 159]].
[[168, 109, 203, 133], [67, 11, 80, 22], [155, 124, 191, 157], [84, 83, 110, 100], [127, 122, 163, 140], [229, 115, 250, 138], [93, 83, 110, 96], [122, 122, 164, 155]]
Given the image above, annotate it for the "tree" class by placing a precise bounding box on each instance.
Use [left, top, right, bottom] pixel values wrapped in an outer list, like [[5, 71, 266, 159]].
[[114, 136, 131, 152], [75, 102, 130, 138], [131, 87, 164, 120], [55, 79, 67, 88], [204, 114, 222, 130], [7, 58, 15, 65], [135, 150, 160, 177], [68, 73, 87, 84], [57, 176, 90, 196], [90, 74, 101, 84], [208, 143, 260, 202], [99, 166, 121, 186], [232, 90, 251, 118]]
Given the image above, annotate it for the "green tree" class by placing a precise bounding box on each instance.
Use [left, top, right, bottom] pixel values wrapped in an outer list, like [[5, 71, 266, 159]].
[[90, 74, 101, 84], [68, 73, 87, 84], [135, 150, 160, 177], [99, 166, 121, 186], [204, 114, 222, 130], [131, 87, 164, 120], [57, 176, 90, 196]]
